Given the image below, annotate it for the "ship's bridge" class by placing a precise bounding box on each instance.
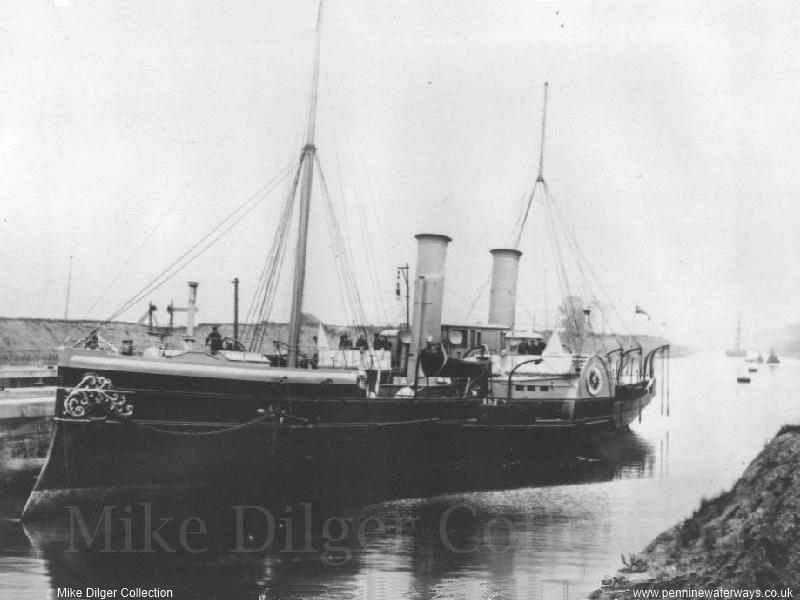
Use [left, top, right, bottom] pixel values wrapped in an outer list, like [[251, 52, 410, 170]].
[[439, 322, 509, 359]]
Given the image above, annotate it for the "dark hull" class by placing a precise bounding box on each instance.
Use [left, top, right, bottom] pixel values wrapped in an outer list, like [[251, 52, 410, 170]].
[[23, 350, 656, 519]]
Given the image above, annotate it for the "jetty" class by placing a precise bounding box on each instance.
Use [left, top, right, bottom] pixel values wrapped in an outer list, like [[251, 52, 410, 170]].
[[0, 383, 55, 484]]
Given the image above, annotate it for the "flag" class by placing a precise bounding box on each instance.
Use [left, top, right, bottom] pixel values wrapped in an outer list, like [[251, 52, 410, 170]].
[[635, 305, 651, 319]]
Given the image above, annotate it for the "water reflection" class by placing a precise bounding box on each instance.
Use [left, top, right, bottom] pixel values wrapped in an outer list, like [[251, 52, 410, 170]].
[[7, 355, 800, 599], [9, 430, 655, 600]]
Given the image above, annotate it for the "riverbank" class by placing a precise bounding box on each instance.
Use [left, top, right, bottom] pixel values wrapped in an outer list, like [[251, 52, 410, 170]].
[[591, 425, 800, 597]]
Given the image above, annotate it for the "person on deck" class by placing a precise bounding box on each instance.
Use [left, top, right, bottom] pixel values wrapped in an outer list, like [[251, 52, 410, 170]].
[[338, 333, 352, 349], [205, 325, 223, 354], [374, 334, 392, 351], [85, 334, 99, 350], [355, 334, 369, 350], [311, 336, 319, 368]]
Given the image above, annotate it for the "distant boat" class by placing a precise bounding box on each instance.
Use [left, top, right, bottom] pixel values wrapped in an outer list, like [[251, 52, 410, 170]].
[[737, 376, 751, 384], [744, 352, 763, 364], [766, 348, 780, 364], [748, 367, 757, 373], [725, 314, 746, 358]]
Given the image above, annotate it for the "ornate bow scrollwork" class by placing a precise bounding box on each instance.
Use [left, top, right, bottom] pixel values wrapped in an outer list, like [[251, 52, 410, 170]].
[[63, 373, 133, 420]]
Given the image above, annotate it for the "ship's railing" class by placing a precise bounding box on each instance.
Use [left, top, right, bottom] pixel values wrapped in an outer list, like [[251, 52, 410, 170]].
[[316, 348, 392, 371], [609, 344, 670, 386], [644, 344, 670, 378], [491, 353, 574, 377], [503, 355, 580, 400], [615, 346, 643, 386]]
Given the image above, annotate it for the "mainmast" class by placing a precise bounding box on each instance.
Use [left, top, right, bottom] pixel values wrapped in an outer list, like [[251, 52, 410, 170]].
[[287, 0, 324, 368]]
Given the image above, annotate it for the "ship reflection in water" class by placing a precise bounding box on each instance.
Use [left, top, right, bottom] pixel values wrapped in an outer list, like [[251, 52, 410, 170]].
[[5, 430, 660, 600]]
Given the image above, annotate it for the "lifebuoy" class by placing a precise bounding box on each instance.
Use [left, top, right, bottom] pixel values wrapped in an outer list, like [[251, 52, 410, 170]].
[[586, 365, 603, 396]]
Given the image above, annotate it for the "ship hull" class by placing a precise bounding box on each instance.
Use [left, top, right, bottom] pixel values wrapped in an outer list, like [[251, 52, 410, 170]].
[[22, 349, 657, 519], [23, 413, 442, 519]]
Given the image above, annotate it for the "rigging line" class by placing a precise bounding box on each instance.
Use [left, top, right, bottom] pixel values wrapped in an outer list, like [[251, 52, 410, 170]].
[[244, 159, 303, 350], [545, 184, 611, 324], [248, 208, 295, 352], [444, 284, 483, 308], [506, 192, 531, 248], [244, 156, 303, 326], [321, 71, 389, 326], [357, 160, 392, 324], [544, 182, 591, 304], [83, 94, 263, 320], [103, 158, 298, 325], [318, 136, 384, 324], [114, 170, 291, 330], [108, 158, 296, 325], [544, 190, 581, 345], [316, 155, 370, 334], [320, 195, 369, 348], [116, 157, 295, 328], [353, 164, 387, 325], [545, 183, 594, 308], [541, 221, 549, 330], [351, 161, 387, 324], [323, 202, 354, 342], [313, 154, 354, 340], [547, 185, 635, 338], [463, 274, 491, 322], [322, 72, 357, 264], [512, 183, 540, 249]]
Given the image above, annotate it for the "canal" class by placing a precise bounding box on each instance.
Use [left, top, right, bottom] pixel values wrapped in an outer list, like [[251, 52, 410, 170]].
[[1, 354, 798, 599]]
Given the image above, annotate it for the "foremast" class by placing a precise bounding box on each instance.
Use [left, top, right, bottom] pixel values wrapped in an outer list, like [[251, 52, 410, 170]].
[[287, 0, 324, 368]]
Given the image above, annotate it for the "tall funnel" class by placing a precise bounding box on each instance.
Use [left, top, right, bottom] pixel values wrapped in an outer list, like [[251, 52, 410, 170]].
[[412, 234, 452, 347], [488, 248, 522, 329], [186, 281, 198, 338]]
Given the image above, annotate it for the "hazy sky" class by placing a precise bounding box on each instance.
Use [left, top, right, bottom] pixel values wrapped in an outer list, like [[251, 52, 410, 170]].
[[2, 0, 799, 349]]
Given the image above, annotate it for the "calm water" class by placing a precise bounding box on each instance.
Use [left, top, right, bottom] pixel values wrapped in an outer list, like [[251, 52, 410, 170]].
[[2, 354, 799, 600]]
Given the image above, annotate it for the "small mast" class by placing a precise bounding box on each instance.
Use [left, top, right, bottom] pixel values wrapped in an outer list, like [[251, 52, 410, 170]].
[[287, 0, 324, 368], [536, 81, 548, 183], [513, 81, 549, 249]]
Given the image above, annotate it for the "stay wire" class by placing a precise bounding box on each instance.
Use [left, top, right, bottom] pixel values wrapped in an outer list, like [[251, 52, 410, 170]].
[[100, 158, 298, 329], [83, 95, 263, 320], [244, 156, 304, 351]]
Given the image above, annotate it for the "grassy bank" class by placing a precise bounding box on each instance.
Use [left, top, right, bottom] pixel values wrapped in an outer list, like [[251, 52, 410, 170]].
[[591, 426, 800, 597]]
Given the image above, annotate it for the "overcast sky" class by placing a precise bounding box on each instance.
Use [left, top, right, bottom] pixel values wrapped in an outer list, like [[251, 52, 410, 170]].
[[2, 0, 799, 349]]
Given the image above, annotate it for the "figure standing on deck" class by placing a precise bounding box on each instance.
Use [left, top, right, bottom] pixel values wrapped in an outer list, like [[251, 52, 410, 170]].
[[85, 334, 99, 350], [338, 332, 352, 349], [205, 325, 223, 354]]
